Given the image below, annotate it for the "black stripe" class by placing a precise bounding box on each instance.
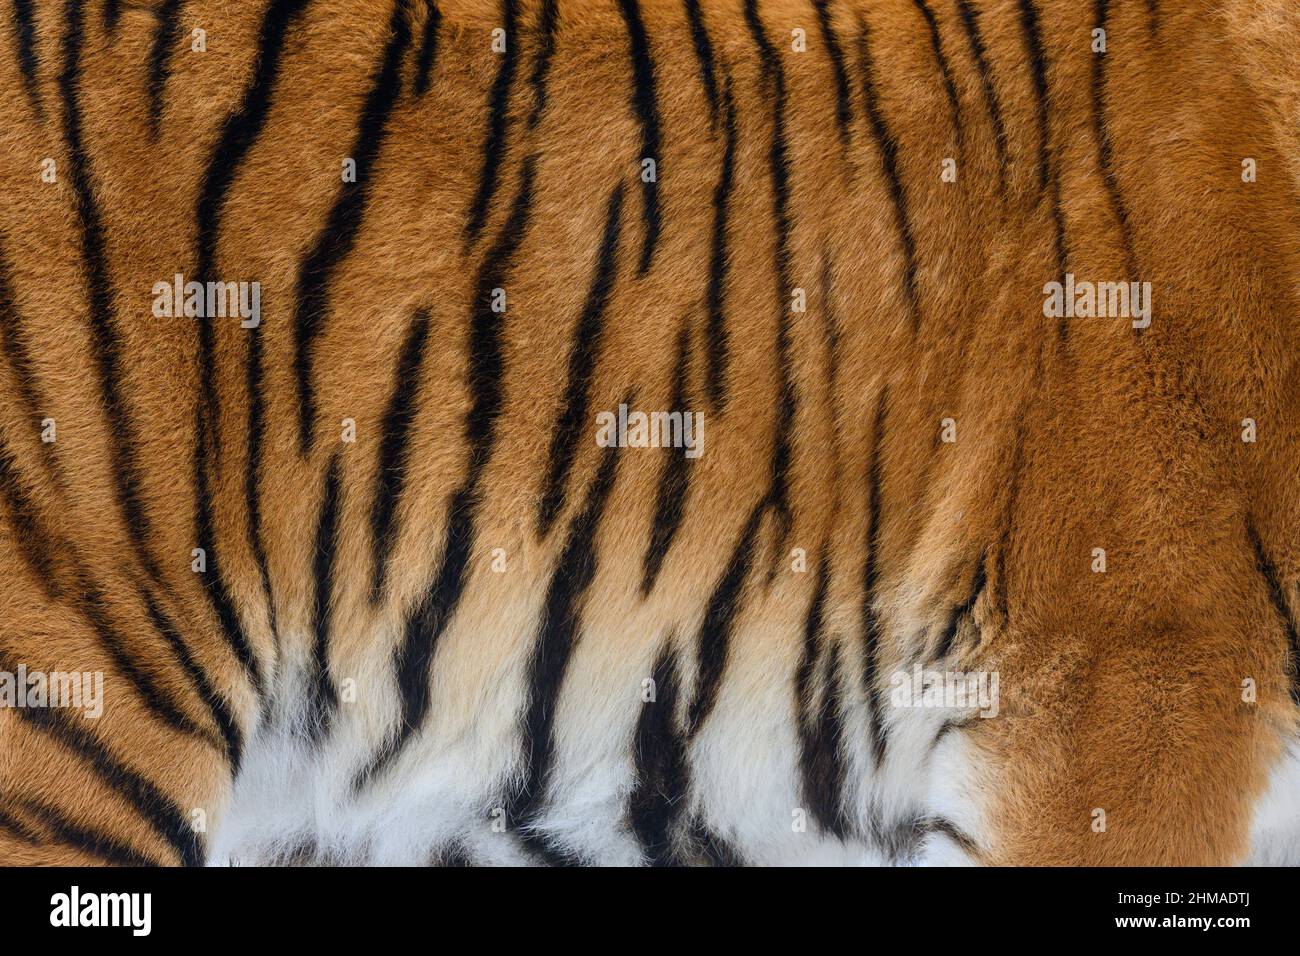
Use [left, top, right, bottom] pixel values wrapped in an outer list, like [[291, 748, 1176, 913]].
[[357, 156, 539, 789], [811, 0, 852, 149], [0, 683, 204, 866], [616, 0, 662, 276], [308, 454, 344, 739], [628, 642, 690, 865], [1091, 0, 1139, 276], [1144, 0, 1159, 33], [856, 13, 921, 336], [686, 499, 766, 737], [954, 0, 1008, 192], [463, 0, 521, 246], [795, 558, 850, 839], [413, 0, 442, 96], [861, 389, 888, 765], [507, 428, 625, 855], [910, 0, 962, 149], [9, 797, 160, 866], [102, 0, 120, 33], [0, 802, 43, 845], [525, 0, 558, 130], [704, 82, 736, 412], [681, 0, 718, 124], [0, 239, 49, 439], [74, 578, 214, 744], [1247, 520, 1300, 705], [640, 321, 694, 596], [294, 0, 414, 453], [193, 411, 265, 694], [933, 557, 987, 661], [137, 584, 243, 769], [0, 437, 230, 750], [145, 0, 184, 138], [431, 842, 475, 866], [688, 818, 746, 866], [744, 0, 796, 564], [12, 0, 44, 120], [536, 182, 625, 537], [370, 309, 433, 600], [193, 0, 313, 457], [0, 439, 63, 598], [244, 323, 277, 644], [59, 0, 168, 588], [1015, 0, 1068, 283]]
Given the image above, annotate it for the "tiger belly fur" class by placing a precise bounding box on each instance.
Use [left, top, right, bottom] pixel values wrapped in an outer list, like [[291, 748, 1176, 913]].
[[1, 0, 1300, 867]]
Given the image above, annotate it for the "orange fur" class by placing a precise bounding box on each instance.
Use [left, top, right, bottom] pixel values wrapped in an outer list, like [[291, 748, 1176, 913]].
[[0, 0, 1297, 865]]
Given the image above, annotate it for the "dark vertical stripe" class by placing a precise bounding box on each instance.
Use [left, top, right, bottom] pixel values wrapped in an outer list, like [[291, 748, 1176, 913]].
[[0, 683, 205, 866], [59, 0, 167, 588], [744, 0, 796, 561], [536, 182, 625, 537], [686, 499, 766, 737], [811, 0, 852, 149], [1016, 0, 1068, 280], [0, 240, 48, 438], [860, 389, 888, 765], [616, 0, 662, 276], [244, 323, 277, 643], [1247, 520, 1300, 704], [137, 584, 243, 770], [369, 309, 433, 600], [704, 82, 736, 412], [628, 642, 690, 865], [525, 0, 558, 130], [145, 0, 184, 139], [12, 0, 44, 120], [294, 0, 414, 453], [0, 440, 63, 597], [102, 0, 120, 33], [193, 410, 265, 695], [681, 0, 718, 124], [8, 797, 161, 866], [463, 0, 521, 245], [932, 557, 986, 661], [954, 0, 1008, 191], [856, 13, 921, 336], [795, 558, 849, 838], [193, 0, 313, 457], [910, 0, 962, 149], [689, 817, 746, 866], [506, 431, 625, 855], [640, 321, 695, 596], [357, 156, 539, 789], [413, 0, 442, 96], [308, 454, 343, 738], [1091, 0, 1139, 278], [76, 592, 211, 745], [0, 440, 230, 752]]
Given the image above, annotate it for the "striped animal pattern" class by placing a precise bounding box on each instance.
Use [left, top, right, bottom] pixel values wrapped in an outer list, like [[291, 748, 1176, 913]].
[[1, 0, 1299, 866]]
